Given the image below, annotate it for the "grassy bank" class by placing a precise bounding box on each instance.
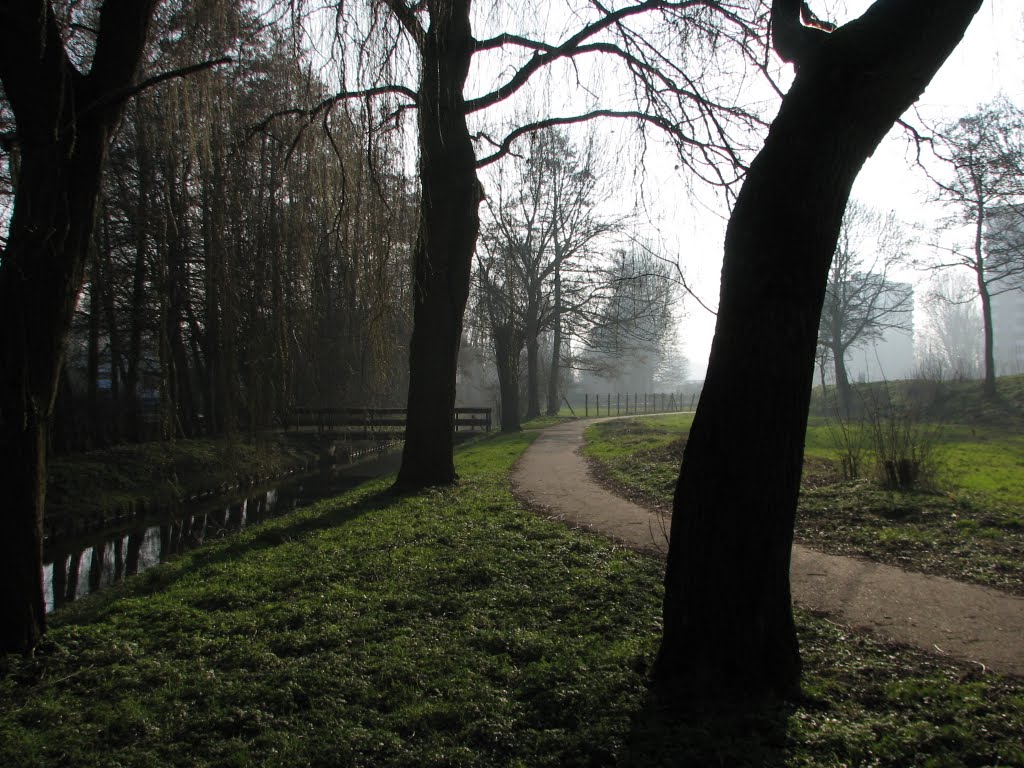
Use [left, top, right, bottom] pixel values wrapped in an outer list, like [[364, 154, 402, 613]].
[[46, 435, 322, 521], [3, 432, 1023, 766], [584, 414, 1024, 595]]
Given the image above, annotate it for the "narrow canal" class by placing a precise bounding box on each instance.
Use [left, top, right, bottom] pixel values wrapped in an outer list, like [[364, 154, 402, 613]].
[[42, 451, 401, 613]]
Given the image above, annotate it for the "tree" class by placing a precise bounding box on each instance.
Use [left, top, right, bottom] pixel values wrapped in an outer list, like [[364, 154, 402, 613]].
[[308, 0, 765, 489], [0, 0, 161, 653], [475, 252, 527, 432], [817, 201, 913, 413], [579, 243, 680, 391], [930, 99, 1024, 398], [477, 128, 622, 422], [652, 0, 983, 700], [918, 272, 982, 381]]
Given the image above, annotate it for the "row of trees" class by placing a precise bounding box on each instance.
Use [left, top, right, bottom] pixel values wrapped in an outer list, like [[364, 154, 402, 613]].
[[471, 129, 682, 431], [0, 0, 993, 709], [55, 1, 417, 451]]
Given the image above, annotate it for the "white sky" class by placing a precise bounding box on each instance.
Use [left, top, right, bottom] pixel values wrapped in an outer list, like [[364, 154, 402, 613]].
[[650, 0, 1024, 379]]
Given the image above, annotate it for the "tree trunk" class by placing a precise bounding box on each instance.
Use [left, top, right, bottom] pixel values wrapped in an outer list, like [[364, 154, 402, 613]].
[[87, 261, 103, 448], [395, 1, 481, 489], [832, 343, 852, 416], [493, 323, 524, 432], [652, 0, 982, 700], [125, 104, 152, 441], [546, 269, 563, 416], [524, 325, 541, 421], [974, 212, 998, 399], [0, 0, 157, 653]]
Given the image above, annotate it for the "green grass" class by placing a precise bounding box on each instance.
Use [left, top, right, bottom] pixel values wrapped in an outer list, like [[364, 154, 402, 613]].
[[4, 431, 1024, 766], [809, 374, 1024, 428], [586, 415, 1024, 595], [46, 435, 319, 521]]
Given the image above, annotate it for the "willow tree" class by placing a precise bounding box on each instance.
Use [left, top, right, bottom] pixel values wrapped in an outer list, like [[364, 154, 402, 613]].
[[306, 0, 764, 488], [652, 0, 984, 699], [0, 0, 160, 653]]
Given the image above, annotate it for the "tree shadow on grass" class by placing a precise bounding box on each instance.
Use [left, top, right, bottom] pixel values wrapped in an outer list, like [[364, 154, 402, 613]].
[[619, 689, 794, 768], [51, 485, 405, 625]]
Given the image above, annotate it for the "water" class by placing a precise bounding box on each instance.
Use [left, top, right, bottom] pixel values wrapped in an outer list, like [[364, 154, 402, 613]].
[[42, 453, 400, 613]]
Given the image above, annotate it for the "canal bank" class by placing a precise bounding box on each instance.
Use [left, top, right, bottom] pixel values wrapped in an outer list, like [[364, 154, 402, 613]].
[[42, 434, 402, 611]]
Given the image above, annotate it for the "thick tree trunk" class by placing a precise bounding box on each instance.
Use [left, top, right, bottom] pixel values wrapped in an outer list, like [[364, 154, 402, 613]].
[[0, 0, 157, 653], [396, 1, 481, 489], [524, 328, 541, 421], [492, 323, 524, 433], [653, 0, 982, 699]]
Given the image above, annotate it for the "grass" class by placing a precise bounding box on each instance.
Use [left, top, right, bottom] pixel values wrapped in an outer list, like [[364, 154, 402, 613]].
[[46, 435, 320, 521], [809, 374, 1024, 429], [584, 415, 1024, 595], [4, 431, 1023, 766]]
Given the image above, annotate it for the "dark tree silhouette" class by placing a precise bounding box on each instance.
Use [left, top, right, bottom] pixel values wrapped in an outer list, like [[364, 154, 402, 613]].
[[0, 0, 160, 653], [652, 0, 984, 699]]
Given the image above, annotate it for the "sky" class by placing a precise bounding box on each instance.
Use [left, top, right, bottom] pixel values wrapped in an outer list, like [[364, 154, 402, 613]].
[[652, 0, 1024, 380]]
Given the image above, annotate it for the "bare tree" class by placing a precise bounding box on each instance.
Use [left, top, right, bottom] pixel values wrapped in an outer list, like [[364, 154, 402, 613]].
[[918, 272, 983, 381], [478, 128, 624, 420], [474, 252, 526, 432], [579, 243, 680, 391], [297, 0, 767, 488], [818, 201, 913, 413], [653, 0, 984, 699], [929, 98, 1024, 398]]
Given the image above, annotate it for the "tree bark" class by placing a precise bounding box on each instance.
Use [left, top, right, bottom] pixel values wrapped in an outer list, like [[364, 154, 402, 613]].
[[524, 319, 542, 421], [653, 0, 983, 700], [492, 323, 524, 432], [395, 0, 481, 489], [0, 0, 157, 653]]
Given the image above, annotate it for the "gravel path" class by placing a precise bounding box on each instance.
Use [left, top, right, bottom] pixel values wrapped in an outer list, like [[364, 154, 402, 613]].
[[511, 418, 1024, 677]]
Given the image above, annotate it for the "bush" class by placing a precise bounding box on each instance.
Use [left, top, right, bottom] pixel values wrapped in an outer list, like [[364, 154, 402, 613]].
[[824, 385, 942, 491]]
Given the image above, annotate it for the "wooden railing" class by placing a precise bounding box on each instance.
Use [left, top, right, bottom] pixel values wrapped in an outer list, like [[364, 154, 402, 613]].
[[286, 406, 491, 437]]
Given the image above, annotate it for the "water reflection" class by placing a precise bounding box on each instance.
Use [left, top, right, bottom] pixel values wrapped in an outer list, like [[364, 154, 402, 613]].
[[42, 457, 396, 613]]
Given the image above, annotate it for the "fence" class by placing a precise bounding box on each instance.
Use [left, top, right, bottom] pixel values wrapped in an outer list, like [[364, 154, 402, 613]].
[[286, 406, 492, 437], [576, 392, 696, 418]]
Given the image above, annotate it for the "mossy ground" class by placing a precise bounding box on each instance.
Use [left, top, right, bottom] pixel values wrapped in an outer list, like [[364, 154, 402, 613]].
[[4, 432, 1023, 766]]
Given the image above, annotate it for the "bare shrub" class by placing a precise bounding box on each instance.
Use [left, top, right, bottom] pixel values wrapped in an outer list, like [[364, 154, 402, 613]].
[[862, 386, 944, 491]]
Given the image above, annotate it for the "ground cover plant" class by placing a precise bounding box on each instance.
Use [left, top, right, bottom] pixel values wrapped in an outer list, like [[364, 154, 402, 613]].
[[584, 413, 1024, 595], [2, 432, 1022, 766], [46, 435, 321, 522]]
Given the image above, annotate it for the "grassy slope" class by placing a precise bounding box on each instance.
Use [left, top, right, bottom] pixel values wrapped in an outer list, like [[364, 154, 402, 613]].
[[3, 432, 1023, 766], [45, 436, 320, 521]]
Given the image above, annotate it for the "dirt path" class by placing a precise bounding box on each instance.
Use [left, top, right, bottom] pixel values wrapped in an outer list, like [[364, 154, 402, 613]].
[[511, 418, 1024, 677]]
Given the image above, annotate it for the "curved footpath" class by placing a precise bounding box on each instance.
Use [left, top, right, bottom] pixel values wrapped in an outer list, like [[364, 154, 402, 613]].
[[511, 418, 1024, 677]]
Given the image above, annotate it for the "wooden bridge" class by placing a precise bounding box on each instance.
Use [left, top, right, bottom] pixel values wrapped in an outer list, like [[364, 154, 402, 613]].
[[285, 406, 492, 440]]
